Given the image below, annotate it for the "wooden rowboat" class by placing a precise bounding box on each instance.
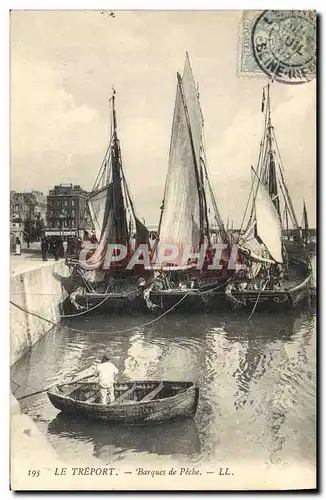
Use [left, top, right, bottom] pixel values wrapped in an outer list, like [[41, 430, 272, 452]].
[[47, 380, 199, 425]]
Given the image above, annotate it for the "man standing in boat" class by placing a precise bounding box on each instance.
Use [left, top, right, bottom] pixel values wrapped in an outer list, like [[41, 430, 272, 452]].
[[96, 354, 119, 404], [66, 353, 119, 405]]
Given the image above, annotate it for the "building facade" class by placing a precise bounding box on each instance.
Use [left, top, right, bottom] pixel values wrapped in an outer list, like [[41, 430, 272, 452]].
[[46, 184, 90, 233], [10, 190, 47, 243]]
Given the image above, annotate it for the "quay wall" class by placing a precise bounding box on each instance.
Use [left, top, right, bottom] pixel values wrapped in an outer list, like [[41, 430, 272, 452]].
[[10, 260, 68, 367]]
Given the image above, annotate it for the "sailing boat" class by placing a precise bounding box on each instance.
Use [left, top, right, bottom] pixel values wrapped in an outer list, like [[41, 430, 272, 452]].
[[225, 83, 312, 312], [66, 91, 151, 312], [144, 53, 232, 311]]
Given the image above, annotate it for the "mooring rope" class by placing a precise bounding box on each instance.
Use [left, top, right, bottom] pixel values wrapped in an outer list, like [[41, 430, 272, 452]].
[[10, 290, 191, 336], [61, 288, 138, 318], [67, 290, 193, 335], [10, 300, 56, 326], [10, 278, 231, 336], [248, 280, 268, 320]]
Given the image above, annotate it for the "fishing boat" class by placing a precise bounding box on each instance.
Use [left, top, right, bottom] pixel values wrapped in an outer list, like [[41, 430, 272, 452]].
[[66, 91, 151, 312], [225, 84, 312, 313], [47, 380, 199, 425], [143, 53, 232, 312]]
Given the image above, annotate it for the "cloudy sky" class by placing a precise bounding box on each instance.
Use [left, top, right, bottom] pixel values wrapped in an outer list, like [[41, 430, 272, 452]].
[[10, 10, 316, 227]]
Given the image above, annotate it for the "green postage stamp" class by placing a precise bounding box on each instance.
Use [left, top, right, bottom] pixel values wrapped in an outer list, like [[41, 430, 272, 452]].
[[238, 10, 316, 84]]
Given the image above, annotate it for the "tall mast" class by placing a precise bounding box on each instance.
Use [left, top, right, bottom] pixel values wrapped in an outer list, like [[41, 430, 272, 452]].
[[177, 72, 210, 246], [110, 92, 129, 246], [266, 84, 280, 217]]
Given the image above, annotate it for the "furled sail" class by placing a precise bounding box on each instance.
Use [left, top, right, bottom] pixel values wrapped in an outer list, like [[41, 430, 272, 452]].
[[302, 200, 309, 243], [135, 217, 150, 247]]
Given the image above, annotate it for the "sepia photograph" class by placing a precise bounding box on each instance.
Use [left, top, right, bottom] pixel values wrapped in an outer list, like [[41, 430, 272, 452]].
[[9, 9, 316, 491]]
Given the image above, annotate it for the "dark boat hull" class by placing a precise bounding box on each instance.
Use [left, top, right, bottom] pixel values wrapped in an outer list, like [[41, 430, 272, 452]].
[[148, 282, 310, 313], [67, 259, 312, 314], [67, 278, 311, 314], [148, 261, 312, 313], [48, 380, 199, 425]]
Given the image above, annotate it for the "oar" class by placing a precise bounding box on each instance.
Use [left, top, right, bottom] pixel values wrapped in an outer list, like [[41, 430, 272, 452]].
[[16, 374, 94, 401], [16, 354, 106, 401]]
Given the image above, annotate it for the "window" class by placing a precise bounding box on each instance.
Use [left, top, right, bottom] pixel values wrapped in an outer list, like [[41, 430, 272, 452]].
[[72, 199, 76, 207], [72, 210, 76, 217], [57, 200, 61, 207], [64, 200, 68, 207]]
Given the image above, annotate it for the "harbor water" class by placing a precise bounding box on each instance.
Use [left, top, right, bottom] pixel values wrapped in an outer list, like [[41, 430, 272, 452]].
[[11, 258, 316, 471]]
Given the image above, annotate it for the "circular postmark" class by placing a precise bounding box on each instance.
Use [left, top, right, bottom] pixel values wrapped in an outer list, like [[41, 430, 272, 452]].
[[251, 10, 316, 84]]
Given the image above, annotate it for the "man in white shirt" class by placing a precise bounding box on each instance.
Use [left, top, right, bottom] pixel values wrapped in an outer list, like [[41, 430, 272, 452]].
[[65, 353, 118, 405], [96, 356, 119, 405]]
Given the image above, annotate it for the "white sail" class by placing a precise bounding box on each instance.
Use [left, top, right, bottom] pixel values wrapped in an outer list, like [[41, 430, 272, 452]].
[[182, 53, 203, 171], [238, 223, 263, 277], [158, 54, 206, 253], [255, 181, 283, 264], [87, 186, 108, 241], [158, 77, 201, 250]]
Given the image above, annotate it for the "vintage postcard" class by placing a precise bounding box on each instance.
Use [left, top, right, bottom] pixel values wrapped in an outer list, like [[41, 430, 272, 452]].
[[10, 10, 316, 491]]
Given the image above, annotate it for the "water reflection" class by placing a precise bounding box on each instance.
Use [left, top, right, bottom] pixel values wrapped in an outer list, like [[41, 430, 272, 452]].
[[48, 415, 201, 461], [265, 313, 315, 465], [11, 308, 316, 467], [223, 314, 295, 410]]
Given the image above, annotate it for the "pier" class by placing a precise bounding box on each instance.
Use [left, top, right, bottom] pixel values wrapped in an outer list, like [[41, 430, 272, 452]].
[[10, 248, 69, 488]]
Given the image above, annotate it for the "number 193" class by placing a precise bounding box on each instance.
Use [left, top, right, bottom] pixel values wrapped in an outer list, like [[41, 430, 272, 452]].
[[28, 469, 40, 477]]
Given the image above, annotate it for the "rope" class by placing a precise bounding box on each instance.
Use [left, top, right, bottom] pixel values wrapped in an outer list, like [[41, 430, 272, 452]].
[[61, 273, 230, 320], [67, 290, 193, 335], [10, 300, 56, 326], [10, 288, 192, 336], [10, 278, 230, 336], [60, 288, 137, 318], [248, 280, 267, 320]]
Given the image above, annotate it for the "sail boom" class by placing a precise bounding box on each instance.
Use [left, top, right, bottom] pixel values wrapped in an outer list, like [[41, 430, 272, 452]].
[[239, 246, 276, 265]]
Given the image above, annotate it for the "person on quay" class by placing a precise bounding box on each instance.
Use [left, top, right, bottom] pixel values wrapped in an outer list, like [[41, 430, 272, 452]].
[[15, 236, 21, 256], [41, 236, 48, 261], [48, 237, 55, 259]]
